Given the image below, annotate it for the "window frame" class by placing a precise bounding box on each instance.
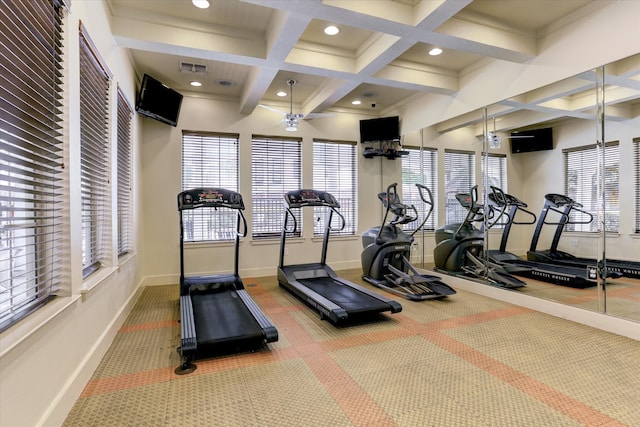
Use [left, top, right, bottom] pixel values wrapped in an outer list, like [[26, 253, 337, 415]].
[[444, 149, 476, 224], [181, 131, 240, 242], [116, 87, 133, 256], [312, 139, 358, 236], [79, 22, 112, 277], [251, 135, 302, 240], [401, 147, 438, 231], [0, 0, 65, 331], [563, 141, 620, 233]]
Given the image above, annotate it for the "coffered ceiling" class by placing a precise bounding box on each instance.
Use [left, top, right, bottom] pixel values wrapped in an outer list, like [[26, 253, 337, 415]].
[[106, 0, 640, 131]]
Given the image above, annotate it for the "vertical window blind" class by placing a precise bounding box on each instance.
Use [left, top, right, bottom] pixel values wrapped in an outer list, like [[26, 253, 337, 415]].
[[251, 135, 301, 239], [116, 88, 132, 255], [79, 24, 111, 277], [401, 147, 438, 231], [563, 142, 619, 232], [635, 138, 640, 233], [0, 0, 64, 331], [312, 139, 357, 236], [444, 149, 475, 223], [181, 131, 239, 241]]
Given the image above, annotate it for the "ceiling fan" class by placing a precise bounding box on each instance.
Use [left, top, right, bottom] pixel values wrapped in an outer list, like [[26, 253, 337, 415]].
[[258, 79, 332, 131]]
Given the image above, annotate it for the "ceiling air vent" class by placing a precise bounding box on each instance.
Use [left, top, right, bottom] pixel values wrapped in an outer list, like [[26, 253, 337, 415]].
[[179, 62, 207, 74]]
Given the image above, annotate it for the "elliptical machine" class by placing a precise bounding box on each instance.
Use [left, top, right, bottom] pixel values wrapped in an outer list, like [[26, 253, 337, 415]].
[[361, 183, 456, 300], [433, 185, 527, 289]]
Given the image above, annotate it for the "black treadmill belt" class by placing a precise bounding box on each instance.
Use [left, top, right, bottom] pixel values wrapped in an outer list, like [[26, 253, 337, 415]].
[[191, 290, 264, 346], [298, 277, 390, 313]]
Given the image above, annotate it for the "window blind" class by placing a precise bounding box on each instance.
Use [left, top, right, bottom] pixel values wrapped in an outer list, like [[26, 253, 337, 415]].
[[563, 142, 619, 232], [482, 153, 507, 228], [0, 0, 64, 331], [181, 131, 239, 241], [312, 139, 357, 236], [116, 88, 132, 255], [444, 149, 475, 223], [79, 24, 111, 276], [401, 147, 438, 231], [251, 135, 301, 239], [635, 138, 640, 234]]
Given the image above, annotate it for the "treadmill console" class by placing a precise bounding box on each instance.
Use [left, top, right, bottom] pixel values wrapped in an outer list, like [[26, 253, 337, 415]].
[[545, 193, 577, 208], [285, 189, 340, 208], [178, 187, 245, 211], [488, 192, 527, 207]]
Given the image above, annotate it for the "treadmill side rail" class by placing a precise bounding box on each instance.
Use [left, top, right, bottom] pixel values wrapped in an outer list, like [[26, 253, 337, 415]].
[[236, 289, 278, 342], [179, 295, 197, 355]]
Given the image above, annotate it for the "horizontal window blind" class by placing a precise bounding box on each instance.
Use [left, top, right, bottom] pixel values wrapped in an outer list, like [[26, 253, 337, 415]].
[[181, 131, 239, 241], [444, 149, 475, 224], [312, 139, 357, 236], [482, 153, 507, 228], [563, 142, 619, 232], [79, 24, 111, 277], [116, 87, 132, 255], [635, 138, 640, 233], [252, 135, 301, 239], [401, 147, 438, 231], [0, 0, 64, 331]]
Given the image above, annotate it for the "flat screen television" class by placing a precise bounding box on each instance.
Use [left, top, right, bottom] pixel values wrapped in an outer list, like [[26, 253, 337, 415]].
[[510, 127, 553, 153], [359, 116, 400, 143], [135, 74, 183, 127]]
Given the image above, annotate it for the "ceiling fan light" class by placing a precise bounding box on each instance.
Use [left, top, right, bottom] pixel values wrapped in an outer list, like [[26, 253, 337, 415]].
[[324, 25, 339, 35], [285, 124, 298, 131], [192, 0, 210, 9]]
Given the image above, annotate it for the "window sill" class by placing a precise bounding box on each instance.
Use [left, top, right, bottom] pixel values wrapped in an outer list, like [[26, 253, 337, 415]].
[[251, 237, 305, 246], [81, 266, 118, 294], [184, 240, 236, 249], [311, 234, 359, 243], [0, 295, 81, 358]]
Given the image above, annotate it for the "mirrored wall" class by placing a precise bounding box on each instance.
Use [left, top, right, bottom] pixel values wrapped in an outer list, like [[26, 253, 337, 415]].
[[418, 54, 639, 323]]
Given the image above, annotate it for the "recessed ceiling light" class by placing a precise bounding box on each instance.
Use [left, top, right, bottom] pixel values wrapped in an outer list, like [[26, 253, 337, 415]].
[[352, 100, 361, 105], [324, 25, 340, 36], [192, 0, 210, 9], [190, 81, 202, 87], [429, 47, 443, 56], [276, 91, 287, 97]]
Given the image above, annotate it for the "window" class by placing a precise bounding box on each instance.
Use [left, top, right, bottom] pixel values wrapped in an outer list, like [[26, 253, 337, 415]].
[[564, 142, 619, 232], [444, 150, 475, 223], [116, 88, 132, 255], [251, 135, 301, 239], [401, 147, 438, 231], [0, 0, 65, 331], [181, 131, 239, 241], [79, 24, 111, 277], [482, 153, 507, 228], [634, 138, 639, 233], [312, 139, 357, 236]]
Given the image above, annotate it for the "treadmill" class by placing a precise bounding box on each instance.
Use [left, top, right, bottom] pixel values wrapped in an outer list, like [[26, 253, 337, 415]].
[[278, 189, 402, 324], [485, 186, 612, 288], [176, 188, 278, 374], [527, 193, 640, 280]]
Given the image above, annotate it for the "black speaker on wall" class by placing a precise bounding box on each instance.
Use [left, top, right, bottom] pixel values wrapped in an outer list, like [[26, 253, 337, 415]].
[[510, 127, 553, 153]]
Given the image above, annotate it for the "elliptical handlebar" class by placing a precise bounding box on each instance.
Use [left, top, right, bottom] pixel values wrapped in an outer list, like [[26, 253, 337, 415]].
[[411, 183, 435, 237]]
